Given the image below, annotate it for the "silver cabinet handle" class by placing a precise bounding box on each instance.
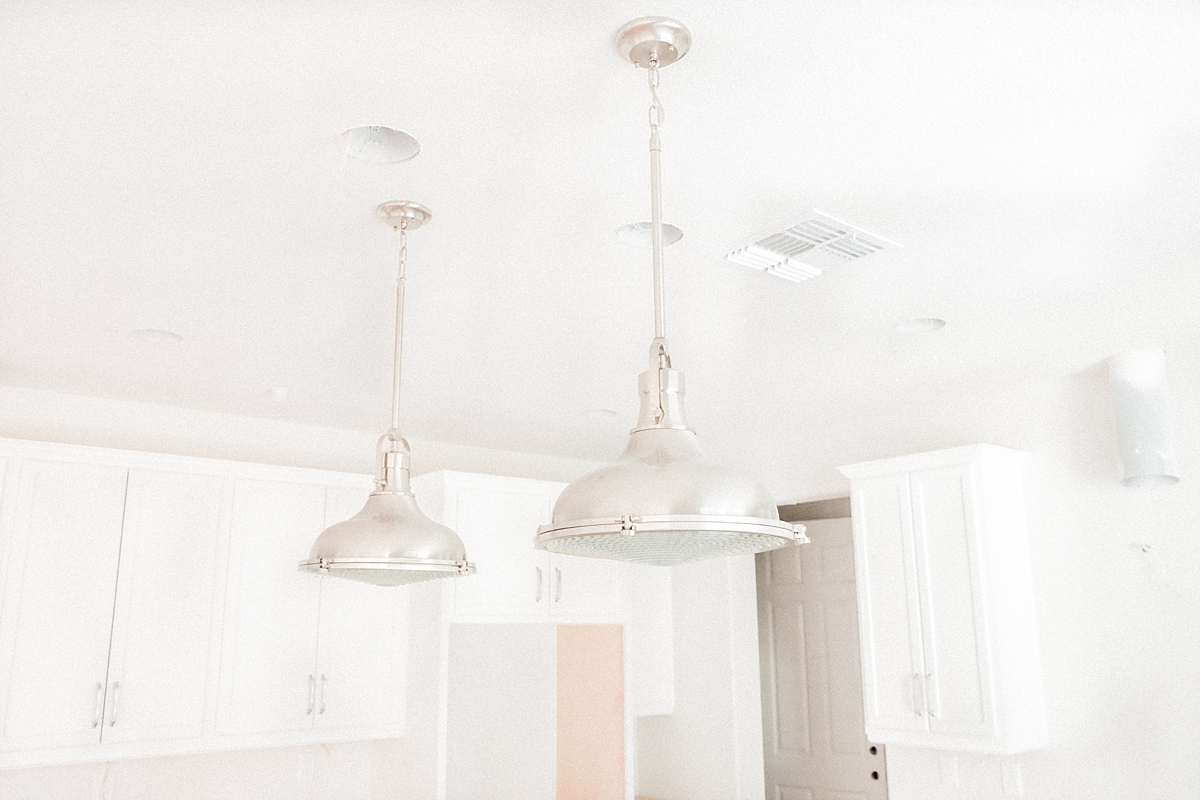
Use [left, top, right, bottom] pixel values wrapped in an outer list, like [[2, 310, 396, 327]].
[[319, 674, 327, 715], [912, 673, 926, 717], [554, 567, 562, 603], [926, 672, 937, 718], [535, 567, 543, 602], [107, 681, 121, 728], [307, 675, 315, 715], [91, 682, 104, 729]]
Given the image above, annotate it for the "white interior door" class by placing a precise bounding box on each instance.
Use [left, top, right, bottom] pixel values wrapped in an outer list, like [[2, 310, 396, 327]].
[[758, 518, 887, 800], [314, 485, 408, 733], [908, 465, 997, 740], [0, 460, 128, 751], [102, 469, 230, 744], [450, 484, 553, 619], [216, 478, 323, 736], [850, 474, 929, 734]]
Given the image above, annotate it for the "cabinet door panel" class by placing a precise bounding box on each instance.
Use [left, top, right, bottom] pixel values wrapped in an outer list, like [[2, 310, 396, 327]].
[[909, 465, 996, 739], [217, 479, 323, 736], [451, 486, 552, 618], [0, 461, 128, 750], [850, 474, 927, 735], [314, 486, 408, 732], [551, 552, 626, 621], [102, 470, 229, 744]]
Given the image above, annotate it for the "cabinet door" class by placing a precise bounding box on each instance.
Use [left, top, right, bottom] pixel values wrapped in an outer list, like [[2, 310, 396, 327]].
[[550, 553, 627, 621], [216, 479, 323, 736], [451, 484, 553, 619], [0, 460, 128, 751], [313, 486, 408, 733], [101, 470, 229, 744], [850, 473, 929, 736], [909, 464, 997, 740]]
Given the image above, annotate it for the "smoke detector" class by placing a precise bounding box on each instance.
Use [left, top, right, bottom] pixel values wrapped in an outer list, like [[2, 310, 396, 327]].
[[727, 210, 897, 282]]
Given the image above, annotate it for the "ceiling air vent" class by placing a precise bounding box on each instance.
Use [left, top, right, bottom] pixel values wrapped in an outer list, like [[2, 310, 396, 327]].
[[727, 211, 897, 282]]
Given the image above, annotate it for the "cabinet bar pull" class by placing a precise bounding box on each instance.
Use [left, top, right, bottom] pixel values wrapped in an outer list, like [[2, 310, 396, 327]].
[[319, 674, 327, 715], [535, 567, 543, 602], [91, 682, 104, 729], [107, 681, 120, 727], [307, 675, 315, 715], [554, 567, 562, 603], [912, 673, 926, 716], [926, 672, 937, 718]]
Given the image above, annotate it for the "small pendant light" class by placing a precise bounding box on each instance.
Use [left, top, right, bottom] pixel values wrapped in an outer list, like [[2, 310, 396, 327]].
[[300, 202, 476, 585], [534, 18, 807, 566]]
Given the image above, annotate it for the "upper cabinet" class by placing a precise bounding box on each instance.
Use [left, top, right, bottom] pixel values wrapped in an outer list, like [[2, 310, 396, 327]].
[[0, 459, 130, 754], [412, 471, 627, 624], [215, 478, 408, 745], [0, 439, 407, 769], [0, 458, 230, 765], [839, 445, 1047, 754]]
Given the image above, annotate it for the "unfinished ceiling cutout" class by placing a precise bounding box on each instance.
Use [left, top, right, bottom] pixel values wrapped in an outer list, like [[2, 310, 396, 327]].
[[341, 126, 420, 164], [617, 221, 683, 247], [727, 210, 898, 282]]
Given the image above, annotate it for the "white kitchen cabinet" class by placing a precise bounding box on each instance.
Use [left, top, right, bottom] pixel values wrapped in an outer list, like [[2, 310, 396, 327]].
[[0, 457, 228, 763], [838, 444, 1047, 754], [0, 437, 408, 768], [314, 486, 408, 735], [217, 478, 406, 742], [217, 478, 326, 737], [412, 471, 626, 623], [0, 460, 128, 753], [99, 469, 230, 745]]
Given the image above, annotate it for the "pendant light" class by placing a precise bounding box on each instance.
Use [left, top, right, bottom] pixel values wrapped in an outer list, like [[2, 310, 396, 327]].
[[300, 202, 476, 585], [534, 18, 807, 566]]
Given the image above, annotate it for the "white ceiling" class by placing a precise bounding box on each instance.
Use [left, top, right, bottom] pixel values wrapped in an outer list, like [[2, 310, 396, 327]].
[[2, 1, 1198, 496]]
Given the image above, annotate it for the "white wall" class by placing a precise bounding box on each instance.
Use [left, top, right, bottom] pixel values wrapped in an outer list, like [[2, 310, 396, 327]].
[[636, 556, 766, 800], [788, 358, 1200, 800], [0, 383, 601, 800]]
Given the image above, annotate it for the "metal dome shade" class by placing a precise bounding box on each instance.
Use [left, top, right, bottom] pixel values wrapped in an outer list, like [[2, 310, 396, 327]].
[[301, 202, 475, 586], [535, 21, 808, 566], [300, 435, 475, 585], [535, 341, 807, 566]]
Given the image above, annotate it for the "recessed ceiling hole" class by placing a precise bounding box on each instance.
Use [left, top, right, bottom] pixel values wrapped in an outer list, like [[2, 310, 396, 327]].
[[895, 317, 946, 334], [341, 126, 420, 164], [129, 328, 183, 343], [617, 222, 683, 248]]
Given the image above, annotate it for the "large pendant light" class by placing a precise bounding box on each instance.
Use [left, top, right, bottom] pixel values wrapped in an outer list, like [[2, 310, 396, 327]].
[[300, 202, 476, 585], [534, 18, 807, 566]]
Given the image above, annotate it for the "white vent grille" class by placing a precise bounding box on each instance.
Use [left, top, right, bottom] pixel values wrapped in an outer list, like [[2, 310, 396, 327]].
[[727, 211, 897, 282]]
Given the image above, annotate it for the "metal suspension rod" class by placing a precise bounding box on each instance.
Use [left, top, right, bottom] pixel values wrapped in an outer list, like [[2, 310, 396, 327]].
[[648, 57, 666, 341], [391, 220, 408, 434]]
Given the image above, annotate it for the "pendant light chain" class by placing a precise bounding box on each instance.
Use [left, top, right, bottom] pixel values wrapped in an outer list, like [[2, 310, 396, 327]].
[[390, 219, 408, 435], [648, 56, 667, 344]]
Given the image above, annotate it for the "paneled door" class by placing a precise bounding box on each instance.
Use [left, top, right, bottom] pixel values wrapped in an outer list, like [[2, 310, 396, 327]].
[[216, 479, 324, 736], [101, 469, 230, 744], [757, 518, 887, 800], [0, 460, 128, 751], [314, 486, 408, 733]]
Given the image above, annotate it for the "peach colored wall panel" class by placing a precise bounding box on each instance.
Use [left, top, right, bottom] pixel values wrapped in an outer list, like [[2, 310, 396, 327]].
[[557, 624, 625, 800]]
